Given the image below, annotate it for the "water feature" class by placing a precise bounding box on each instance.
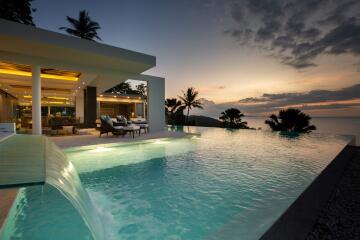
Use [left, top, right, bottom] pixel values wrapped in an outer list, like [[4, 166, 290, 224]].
[[44, 139, 105, 240], [0, 135, 104, 240]]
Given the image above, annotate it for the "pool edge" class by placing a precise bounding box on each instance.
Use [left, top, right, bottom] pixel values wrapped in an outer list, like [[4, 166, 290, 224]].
[[0, 188, 19, 233], [260, 144, 358, 240]]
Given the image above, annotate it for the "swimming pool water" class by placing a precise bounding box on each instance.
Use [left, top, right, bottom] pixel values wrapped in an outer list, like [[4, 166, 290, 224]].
[[1, 127, 351, 240]]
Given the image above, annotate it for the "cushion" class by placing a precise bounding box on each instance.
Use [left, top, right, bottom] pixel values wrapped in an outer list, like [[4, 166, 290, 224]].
[[105, 117, 113, 127], [116, 115, 128, 125]]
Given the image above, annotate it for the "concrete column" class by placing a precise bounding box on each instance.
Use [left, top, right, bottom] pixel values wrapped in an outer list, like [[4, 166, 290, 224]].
[[143, 102, 146, 118], [31, 65, 41, 135], [133, 103, 136, 118], [96, 101, 100, 118], [147, 77, 165, 132], [75, 90, 84, 123], [84, 86, 97, 128]]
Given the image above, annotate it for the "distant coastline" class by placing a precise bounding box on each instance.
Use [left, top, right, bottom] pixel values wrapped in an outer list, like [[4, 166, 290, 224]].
[[187, 115, 360, 146], [244, 116, 360, 145]]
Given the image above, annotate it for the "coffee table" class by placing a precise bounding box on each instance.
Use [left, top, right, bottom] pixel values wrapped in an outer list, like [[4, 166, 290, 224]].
[[123, 125, 141, 138]]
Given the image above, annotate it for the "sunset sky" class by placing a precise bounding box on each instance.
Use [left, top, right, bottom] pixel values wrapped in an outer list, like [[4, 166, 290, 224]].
[[33, 0, 360, 117]]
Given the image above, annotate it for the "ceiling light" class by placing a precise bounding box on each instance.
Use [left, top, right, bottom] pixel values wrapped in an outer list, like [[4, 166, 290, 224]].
[[0, 69, 79, 81], [47, 101, 65, 104], [48, 96, 69, 100]]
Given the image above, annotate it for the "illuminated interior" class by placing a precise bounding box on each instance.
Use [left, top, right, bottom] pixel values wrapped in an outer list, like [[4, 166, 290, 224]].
[[0, 61, 81, 127], [0, 60, 148, 130], [97, 94, 146, 119]]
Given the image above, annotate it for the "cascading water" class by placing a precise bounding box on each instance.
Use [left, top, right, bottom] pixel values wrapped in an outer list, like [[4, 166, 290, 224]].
[[44, 138, 105, 240]]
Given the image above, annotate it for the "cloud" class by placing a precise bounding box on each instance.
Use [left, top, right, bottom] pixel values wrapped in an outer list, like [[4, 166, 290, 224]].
[[242, 84, 360, 104], [192, 84, 360, 117], [222, 0, 360, 69]]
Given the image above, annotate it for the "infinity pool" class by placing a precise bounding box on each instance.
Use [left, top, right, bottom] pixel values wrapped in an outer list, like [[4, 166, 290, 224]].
[[1, 127, 350, 240]]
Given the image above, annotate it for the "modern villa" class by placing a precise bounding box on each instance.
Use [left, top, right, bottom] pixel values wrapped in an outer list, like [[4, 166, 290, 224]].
[[0, 18, 164, 135], [0, 17, 359, 240]]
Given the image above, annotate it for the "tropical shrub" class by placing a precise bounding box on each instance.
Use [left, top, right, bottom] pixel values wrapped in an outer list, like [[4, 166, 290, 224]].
[[265, 108, 316, 133]]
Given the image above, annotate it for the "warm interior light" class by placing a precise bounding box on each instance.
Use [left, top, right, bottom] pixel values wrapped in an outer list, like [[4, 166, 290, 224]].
[[47, 96, 69, 100], [0, 69, 31, 77], [23, 96, 69, 100], [0, 69, 79, 81], [97, 97, 144, 103], [47, 101, 65, 104]]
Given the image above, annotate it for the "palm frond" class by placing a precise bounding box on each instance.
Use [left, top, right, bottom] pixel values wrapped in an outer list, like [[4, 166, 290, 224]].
[[59, 10, 101, 41]]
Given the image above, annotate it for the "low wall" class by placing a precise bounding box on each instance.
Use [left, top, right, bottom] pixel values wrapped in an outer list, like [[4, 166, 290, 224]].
[[260, 145, 356, 240]]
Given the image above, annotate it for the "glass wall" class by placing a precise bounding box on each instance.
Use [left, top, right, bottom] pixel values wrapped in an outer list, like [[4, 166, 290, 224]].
[[99, 102, 137, 119]]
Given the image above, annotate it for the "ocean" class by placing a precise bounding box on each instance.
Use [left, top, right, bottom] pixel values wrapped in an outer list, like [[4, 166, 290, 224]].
[[243, 117, 360, 146]]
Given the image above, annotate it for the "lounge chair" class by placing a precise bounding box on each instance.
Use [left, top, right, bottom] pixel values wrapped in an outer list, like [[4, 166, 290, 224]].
[[98, 115, 125, 137]]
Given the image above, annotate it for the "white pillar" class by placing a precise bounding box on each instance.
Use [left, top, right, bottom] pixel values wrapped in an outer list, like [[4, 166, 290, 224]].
[[32, 65, 41, 135], [147, 77, 165, 132], [143, 102, 146, 118], [97, 101, 100, 118]]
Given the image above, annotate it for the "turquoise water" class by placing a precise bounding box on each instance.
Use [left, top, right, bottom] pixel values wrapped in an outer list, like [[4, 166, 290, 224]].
[[1, 127, 351, 240]]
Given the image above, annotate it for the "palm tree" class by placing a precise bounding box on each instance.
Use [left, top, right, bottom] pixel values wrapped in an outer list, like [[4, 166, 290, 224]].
[[219, 108, 248, 129], [265, 108, 316, 133], [179, 87, 203, 123], [0, 0, 35, 25], [165, 98, 185, 124], [106, 82, 138, 95], [59, 10, 101, 41], [165, 98, 182, 115], [136, 83, 147, 96]]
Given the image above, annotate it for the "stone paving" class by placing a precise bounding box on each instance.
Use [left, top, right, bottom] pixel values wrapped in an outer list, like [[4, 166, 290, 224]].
[[306, 147, 360, 240]]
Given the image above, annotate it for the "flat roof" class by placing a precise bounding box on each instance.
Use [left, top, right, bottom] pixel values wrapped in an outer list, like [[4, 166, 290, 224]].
[[0, 19, 156, 74]]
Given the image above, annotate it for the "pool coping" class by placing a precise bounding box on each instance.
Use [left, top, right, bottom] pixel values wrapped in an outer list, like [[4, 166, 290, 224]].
[[260, 144, 358, 240], [0, 188, 19, 234]]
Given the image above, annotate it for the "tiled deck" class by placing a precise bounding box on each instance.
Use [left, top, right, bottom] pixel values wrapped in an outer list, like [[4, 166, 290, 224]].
[[0, 188, 18, 230], [50, 129, 192, 149], [0, 133, 14, 143], [0, 133, 18, 232]]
